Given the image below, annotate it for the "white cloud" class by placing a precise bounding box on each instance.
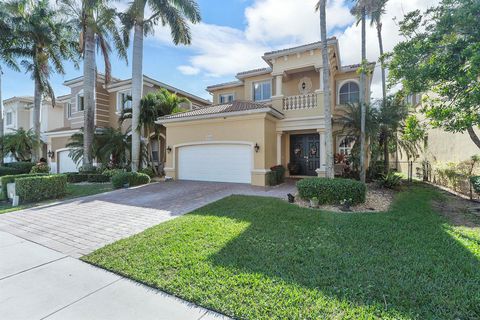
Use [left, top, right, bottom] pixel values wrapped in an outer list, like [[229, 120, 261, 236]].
[[177, 65, 200, 75], [149, 0, 439, 98]]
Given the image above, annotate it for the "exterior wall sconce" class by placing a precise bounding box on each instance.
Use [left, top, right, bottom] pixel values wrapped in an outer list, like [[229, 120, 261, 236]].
[[167, 146, 172, 153], [254, 143, 260, 153], [47, 150, 55, 159]]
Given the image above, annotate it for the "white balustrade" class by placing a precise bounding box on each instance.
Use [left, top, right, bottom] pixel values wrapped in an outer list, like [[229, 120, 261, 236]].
[[282, 93, 318, 110]]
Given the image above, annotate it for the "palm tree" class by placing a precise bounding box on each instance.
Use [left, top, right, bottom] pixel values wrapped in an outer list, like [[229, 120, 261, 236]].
[[61, 0, 127, 169], [4, 0, 78, 162], [1, 128, 39, 162], [66, 128, 130, 168], [368, 0, 388, 102], [315, 1, 334, 179], [119, 0, 201, 172], [0, 2, 21, 165], [351, 0, 369, 182], [119, 88, 189, 171]]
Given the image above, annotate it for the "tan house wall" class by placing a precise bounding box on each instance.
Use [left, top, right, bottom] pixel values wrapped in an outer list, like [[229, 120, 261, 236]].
[[271, 48, 323, 74], [163, 113, 276, 186], [211, 86, 244, 104], [242, 74, 276, 102], [424, 127, 480, 163]]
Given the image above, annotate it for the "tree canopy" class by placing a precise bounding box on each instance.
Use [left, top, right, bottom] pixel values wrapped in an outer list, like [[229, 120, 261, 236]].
[[387, 0, 480, 148]]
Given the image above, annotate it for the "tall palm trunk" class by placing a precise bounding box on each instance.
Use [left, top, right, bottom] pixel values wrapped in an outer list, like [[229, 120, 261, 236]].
[[131, 14, 144, 172], [33, 74, 42, 162], [359, 6, 367, 183], [83, 25, 96, 167], [377, 20, 389, 172], [319, 0, 334, 179], [0, 66, 4, 165]]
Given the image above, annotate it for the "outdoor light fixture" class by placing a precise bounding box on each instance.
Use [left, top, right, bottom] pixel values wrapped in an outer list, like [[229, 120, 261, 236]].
[[167, 146, 172, 153], [47, 150, 54, 159], [254, 143, 260, 153]]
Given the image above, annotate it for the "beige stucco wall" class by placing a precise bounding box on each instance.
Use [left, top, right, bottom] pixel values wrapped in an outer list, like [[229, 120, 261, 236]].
[[211, 86, 245, 104], [163, 113, 278, 186], [271, 48, 324, 74]]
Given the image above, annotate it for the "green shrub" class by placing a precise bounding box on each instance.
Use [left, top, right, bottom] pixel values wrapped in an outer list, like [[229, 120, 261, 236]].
[[0, 173, 48, 199], [378, 172, 402, 189], [79, 164, 99, 173], [87, 174, 110, 183], [30, 163, 50, 174], [65, 173, 88, 183], [471, 176, 480, 195], [66, 172, 110, 183], [15, 174, 67, 203], [269, 165, 286, 186], [103, 168, 126, 178], [139, 167, 155, 178], [0, 166, 21, 176], [297, 177, 366, 205], [4, 162, 35, 173], [112, 172, 151, 189]]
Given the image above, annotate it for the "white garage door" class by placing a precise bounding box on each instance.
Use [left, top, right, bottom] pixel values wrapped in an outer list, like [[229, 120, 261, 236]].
[[178, 144, 252, 184], [57, 149, 79, 173]]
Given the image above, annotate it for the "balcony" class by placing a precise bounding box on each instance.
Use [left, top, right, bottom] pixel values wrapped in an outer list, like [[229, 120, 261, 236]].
[[282, 93, 318, 111]]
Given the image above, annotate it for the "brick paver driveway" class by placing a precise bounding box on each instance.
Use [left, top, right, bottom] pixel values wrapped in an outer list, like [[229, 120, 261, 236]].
[[0, 180, 296, 258]]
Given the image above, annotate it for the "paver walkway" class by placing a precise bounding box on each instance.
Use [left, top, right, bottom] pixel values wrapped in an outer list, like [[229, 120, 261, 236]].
[[0, 231, 228, 320], [0, 180, 296, 258]]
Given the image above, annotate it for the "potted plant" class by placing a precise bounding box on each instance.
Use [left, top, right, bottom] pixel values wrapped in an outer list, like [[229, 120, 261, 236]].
[[340, 198, 353, 211], [310, 196, 319, 208]]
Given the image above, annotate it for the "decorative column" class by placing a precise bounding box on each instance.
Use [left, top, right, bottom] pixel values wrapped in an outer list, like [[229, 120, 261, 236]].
[[276, 132, 283, 165], [318, 67, 324, 92], [275, 75, 283, 96], [316, 129, 326, 176]]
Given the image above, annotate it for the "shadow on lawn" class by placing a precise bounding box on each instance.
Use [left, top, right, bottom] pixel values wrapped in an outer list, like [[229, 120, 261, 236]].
[[206, 185, 480, 318]]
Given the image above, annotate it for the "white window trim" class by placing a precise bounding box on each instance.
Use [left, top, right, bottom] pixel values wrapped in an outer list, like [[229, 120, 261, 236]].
[[116, 89, 132, 114], [337, 79, 360, 105], [67, 102, 73, 119], [337, 135, 355, 155], [252, 79, 273, 102], [76, 90, 85, 112], [5, 111, 13, 127], [219, 93, 235, 104]]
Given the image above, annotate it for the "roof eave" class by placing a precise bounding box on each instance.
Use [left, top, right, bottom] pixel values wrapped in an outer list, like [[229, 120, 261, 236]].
[[156, 107, 284, 125]]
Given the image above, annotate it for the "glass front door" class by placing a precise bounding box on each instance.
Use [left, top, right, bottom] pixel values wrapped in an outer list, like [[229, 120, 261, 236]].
[[289, 134, 320, 176]]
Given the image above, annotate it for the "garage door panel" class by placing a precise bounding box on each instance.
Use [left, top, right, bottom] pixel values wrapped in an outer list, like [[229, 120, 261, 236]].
[[178, 144, 252, 184]]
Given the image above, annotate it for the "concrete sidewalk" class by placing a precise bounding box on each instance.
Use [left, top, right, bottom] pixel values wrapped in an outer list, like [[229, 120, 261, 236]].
[[0, 231, 229, 320]]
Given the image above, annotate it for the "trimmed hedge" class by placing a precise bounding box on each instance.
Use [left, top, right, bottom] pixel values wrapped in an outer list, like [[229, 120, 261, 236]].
[[0, 173, 49, 199], [15, 174, 67, 203], [0, 166, 22, 176], [103, 168, 127, 178], [66, 172, 110, 183], [471, 176, 480, 194], [268, 165, 286, 186], [30, 163, 50, 174], [297, 177, 366, 205], [4, 162, 35, 173], [112, 172, 151, 189]]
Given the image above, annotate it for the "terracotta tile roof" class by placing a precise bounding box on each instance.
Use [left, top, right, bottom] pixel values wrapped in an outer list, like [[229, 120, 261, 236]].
[[236, 67, 272, 77], [206, 80, 243, 91], [263, 38, 337, 56], [158, 100, 282, 121]]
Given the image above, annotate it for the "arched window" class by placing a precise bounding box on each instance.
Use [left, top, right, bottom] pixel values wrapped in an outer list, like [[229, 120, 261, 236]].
[[339, 81, 360, 104]]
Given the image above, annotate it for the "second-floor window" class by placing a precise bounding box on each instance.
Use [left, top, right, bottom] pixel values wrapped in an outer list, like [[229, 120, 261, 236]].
[[67, 103, 72, 118], [339, 81, 360, 105], [253, 80, 272, 102], [6, 112, 12, 126], [219, 93, 234, 104], [77, 93, 85, 111], [117, 90, 132, 113]]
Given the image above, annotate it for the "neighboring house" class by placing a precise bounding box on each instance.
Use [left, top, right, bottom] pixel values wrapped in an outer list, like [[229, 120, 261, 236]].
[[396, 93, 480, 173], [44, 74, 211, 173], [2, 96, 63, 162], [157, 38, 374, 186]]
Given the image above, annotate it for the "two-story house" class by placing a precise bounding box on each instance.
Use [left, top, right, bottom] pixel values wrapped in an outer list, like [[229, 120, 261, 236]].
[[157, 38, 374, 186], [44, 74, 211, 173], [2, 96, 63, 162]]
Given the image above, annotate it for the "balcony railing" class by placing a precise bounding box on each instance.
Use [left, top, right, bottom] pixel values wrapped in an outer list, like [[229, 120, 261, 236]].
[[283, 93, 317, 110]]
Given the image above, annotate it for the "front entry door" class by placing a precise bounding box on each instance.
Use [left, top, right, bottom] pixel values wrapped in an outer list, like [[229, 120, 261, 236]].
[[290, 134, 320, 176]]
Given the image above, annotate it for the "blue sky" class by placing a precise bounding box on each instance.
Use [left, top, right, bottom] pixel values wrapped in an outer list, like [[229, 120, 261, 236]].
[[1, 0, 437, 102]]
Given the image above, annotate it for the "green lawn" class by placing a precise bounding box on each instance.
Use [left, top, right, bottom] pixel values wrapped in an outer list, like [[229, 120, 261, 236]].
[[83, 185, 480, 319], [0, 183, 113, 214]]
